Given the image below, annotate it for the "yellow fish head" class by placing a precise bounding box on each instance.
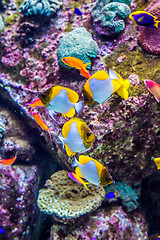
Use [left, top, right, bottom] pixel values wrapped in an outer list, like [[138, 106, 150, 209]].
[[80, 122, 95, 149], [100, 167, 114, 186]]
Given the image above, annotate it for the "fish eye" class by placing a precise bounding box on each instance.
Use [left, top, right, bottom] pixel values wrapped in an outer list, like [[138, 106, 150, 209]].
[[86, 132, 91, 137]]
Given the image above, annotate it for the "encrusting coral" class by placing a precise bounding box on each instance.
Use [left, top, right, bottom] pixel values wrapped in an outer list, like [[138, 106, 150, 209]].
[[37, 170, 105, 223], [19, 0, 62, 17], [104, 182, 139, 212], [92, 0, 131, 37], [57, 27, 99, 69], [138, 0, 160, 55]]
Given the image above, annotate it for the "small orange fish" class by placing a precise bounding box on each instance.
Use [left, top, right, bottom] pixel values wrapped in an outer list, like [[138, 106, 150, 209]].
[[32, 111, 54, 139], [24, 99, 44, 112], [61, 56, 91, 79], [0, 152, 18, 165]]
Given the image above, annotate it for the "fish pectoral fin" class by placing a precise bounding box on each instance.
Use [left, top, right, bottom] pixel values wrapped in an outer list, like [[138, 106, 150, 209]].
[[116, 87, 128, 100], [112, 80, 120, 92], [65, 108, 76, 118], [75, 166, 84, 178], [65, 144, 75, 156]]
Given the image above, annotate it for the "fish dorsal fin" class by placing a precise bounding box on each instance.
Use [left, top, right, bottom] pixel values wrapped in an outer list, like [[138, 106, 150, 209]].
[[112, 80, 120, 92], [65, 143, 75, 156], [91, 70, 109, 80], [79, 155, 92, 164], [116, 87, 128, 100], [65, 87, 79, 103], [75, 166, 84, 178], [50, 86, 64, 100], [65, 108, 76, 118]]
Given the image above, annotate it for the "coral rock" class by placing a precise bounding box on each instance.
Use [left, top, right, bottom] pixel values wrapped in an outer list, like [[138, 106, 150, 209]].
[[57, 27, 99, 69], [138, 0, 160, 55], [37, 170, 105, 223], [104, 182, 139, 212], [50, 206, 148, 239], [92, 0, 131, 37]]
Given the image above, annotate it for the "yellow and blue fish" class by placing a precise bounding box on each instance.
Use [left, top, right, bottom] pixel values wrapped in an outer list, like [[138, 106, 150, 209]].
[[106, 192, 117, 199], [68, 172, 89, 190], [72, 155, 114, 187], [72, 8, 82, 16], [129, 11, 160, 28], [83, 69, 130, 105], [58, 118, 95, 156], [39, 86, 83, 118]]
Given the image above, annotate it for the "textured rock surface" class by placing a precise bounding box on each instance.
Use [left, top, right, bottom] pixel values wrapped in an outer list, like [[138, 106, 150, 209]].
[[138, 0, 160, 55], [92, 0, 131, 36], [37, 170, 105, 224], [50, 206, 148, 239], [57, 27, 99, 69], [0, 165, 38, 240], [104, 182, 139, 212]]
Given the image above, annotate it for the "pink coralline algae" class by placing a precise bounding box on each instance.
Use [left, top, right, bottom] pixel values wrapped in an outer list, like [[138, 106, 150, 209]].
[[138, 0, 160, 55], [50, 206, 148, 240], [0, 165, 38, 240]]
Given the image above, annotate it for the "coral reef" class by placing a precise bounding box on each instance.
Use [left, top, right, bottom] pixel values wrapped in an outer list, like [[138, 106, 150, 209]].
[[138, 0, 160, 55], [57, 27, 99, 69], [19, 0, 62, 17], [50, 206, 148, 239], [104, 182, 139, 212], [0, 165, 38, 240], [92, 0, 131, 37], [37, 170, 105, 223]]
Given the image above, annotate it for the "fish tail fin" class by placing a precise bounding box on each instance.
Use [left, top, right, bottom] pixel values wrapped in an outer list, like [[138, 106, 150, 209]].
[[154, 20, 160, 28], [82, 62, 90, 69], [72, 157, 79, 167], [75, 101, 84, 114]]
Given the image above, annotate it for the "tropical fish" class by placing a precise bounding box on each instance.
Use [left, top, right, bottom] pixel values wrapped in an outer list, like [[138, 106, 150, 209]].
[[72, 8, 82, 16], [24, 99, 44, 112], [129, 11, 160, 28], [39, 86, 83, 118], [68, 172, 89, 190], [154, 157, 160, 170], [144, 79, 160, 102], [58, 118, 95, 156], [0, 227, 4, 234], [61, 57, 91, 79], [0, 152, 18, 165], [83, 69, 130, 105], [106, 191, 117, 199], [32, 112, 54, 139], [72, 155, 114, 187]]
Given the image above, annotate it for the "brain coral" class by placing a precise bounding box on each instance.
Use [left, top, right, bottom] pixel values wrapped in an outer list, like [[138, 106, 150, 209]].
[[37, 170, 105, 223], [19, 0, 62, 17], [138, 0, 160, 55], [57, 27, 99, 69], [92, 0, 131, 37]]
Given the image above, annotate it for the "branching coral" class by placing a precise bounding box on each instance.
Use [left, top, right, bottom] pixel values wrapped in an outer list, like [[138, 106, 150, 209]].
[[37, 170, 105, 223]]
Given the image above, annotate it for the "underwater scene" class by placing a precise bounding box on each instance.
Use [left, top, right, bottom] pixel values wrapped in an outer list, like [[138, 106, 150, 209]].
[[0, 0, 160, 239]]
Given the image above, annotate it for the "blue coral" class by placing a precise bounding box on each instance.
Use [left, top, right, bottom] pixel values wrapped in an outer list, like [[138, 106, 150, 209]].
[[57, 27, 99, 69], [19, 0, 62, 17], [104, 182, 139, 212], [92, 0, 131, 36]]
